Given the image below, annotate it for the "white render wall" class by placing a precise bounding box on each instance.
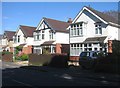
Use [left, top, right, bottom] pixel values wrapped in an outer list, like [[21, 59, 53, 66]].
[[107, 25, 119, 40], [15, 29, 25, 44], [26, 37, 34, 46], [14, 29, 34, 47], [33, 20, 69, 46], [56, 32, 69, 44], [1, 38, 8, 46], [71, 9, 119, 44]]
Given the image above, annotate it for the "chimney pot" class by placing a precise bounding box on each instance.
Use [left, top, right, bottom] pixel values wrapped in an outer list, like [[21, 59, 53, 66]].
[[67, 18, 72, 23]]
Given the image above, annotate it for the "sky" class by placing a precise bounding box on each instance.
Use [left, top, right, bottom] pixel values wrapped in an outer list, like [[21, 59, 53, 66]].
[[1, 2, 119, 34]]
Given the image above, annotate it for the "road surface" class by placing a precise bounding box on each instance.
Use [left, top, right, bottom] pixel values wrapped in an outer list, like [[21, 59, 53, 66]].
[[2, 61, 120, 87]]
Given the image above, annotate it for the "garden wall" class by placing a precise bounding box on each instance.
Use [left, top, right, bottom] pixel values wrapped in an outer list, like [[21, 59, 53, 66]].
[[2, 53, 13, 62], [29, 54, 69, 68]]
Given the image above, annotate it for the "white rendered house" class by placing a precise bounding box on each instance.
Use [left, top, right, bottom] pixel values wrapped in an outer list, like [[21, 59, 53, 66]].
[[32, 17, 70, 54], [13, 25, 36, 54], [1, 31, 15, 52], [69, 6, 120, 61]]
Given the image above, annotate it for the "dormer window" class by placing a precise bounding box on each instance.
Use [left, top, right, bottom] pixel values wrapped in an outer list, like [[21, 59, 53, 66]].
[[95, 24, 102, 35]]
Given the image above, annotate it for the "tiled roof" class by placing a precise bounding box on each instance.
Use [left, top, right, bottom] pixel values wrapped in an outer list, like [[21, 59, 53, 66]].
[[43, 17, 70, 33], [85, 6, 118, 24], [20, 25, 36, 37], [83, 36, 107, 43], [4, 31, 16, 41]]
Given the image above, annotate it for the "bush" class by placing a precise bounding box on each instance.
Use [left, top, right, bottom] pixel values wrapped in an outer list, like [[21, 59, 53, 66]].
[[2, 51, 13, 55], [20, 54, 29, 61], [15, 56, 21, 61]]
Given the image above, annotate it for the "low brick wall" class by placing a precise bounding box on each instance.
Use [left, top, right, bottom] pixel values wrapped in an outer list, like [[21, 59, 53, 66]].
[[29, 54, 69, 68], [2, 54, 13, 62]]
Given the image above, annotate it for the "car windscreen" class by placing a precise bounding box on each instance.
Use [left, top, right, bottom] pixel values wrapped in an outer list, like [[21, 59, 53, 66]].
[[80, 52, 90, 57]]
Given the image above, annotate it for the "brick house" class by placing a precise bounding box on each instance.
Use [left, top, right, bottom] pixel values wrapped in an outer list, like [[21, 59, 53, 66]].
[[32, 17, 70, 54], [69, 6, 120, 61], [13, 25, 36, 54]]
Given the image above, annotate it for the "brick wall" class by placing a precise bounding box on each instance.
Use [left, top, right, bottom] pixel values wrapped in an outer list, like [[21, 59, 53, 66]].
[[22, 45, 32, 54], [56, 43, 62, 54], [2, 54, 13, 62]]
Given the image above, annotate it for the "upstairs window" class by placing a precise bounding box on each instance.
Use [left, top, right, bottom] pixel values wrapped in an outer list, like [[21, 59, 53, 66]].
[[49, 30, 54, 40], [42, 30, 45, 39], [18, 35, 20, 43], [95, 24, 102, 34], [70, 22, 83, 37], [33, 32, 41, 41]]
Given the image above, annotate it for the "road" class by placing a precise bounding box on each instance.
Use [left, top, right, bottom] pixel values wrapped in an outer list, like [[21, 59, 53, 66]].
[[2, 61, 120, 87]]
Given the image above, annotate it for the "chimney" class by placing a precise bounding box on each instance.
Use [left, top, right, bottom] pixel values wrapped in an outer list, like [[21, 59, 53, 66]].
[[67, 18, 72, 23]]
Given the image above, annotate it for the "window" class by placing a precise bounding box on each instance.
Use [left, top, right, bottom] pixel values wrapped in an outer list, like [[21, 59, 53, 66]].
[[70, 43, 83, 56], [70, 23, 83, 36], [18, 35, 20, 43], [84, 44, 87, 47], [89, 44, 91, 47], [49, 31, 54, 40], [42, 30, 45, 39], [95, 24, 102, 34], [34, 32, 41, 41]]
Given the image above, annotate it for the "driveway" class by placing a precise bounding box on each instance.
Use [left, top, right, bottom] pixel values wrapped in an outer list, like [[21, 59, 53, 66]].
[[2, 61, 120, 87]]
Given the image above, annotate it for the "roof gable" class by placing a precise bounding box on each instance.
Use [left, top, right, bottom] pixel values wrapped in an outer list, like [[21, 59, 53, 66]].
[[4, 31, 15, 41], [36, 17, 70, 33], [73, 6, 118, 25], [19, 25, 36, 37]]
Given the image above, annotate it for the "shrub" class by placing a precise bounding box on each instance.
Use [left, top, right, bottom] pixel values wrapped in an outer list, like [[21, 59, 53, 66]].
[[2, 51, 13, 55], [20, 54, 29, 61], [15, 56, 21, 60]]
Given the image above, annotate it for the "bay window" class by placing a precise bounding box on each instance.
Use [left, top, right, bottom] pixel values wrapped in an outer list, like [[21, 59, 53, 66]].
[[70, 22, 84, 37]]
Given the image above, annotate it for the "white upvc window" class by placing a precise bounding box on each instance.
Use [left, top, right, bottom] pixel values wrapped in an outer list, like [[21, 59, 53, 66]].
[[49, 30, 54, 40], [70, 43, 83, 56], [17, 35, 20, 43], [41, 30, 45, 40], [95, 24, 102, 35], [70, 22, 83, 37], [33, 31, 41, 41]]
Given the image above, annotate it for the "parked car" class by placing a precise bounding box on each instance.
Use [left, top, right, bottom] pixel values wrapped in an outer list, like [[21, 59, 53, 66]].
[[79, 51, 106, 69]]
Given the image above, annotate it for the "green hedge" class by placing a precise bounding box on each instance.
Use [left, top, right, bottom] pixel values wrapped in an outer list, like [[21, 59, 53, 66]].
[[94, 54, 120, 74], [15, 54, 29, 61], [2, 51, 13, 55]]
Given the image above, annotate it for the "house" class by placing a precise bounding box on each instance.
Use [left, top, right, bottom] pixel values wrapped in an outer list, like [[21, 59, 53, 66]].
[[13, 25, 36, 54], [1, 31, 16, 52], [0, 34, 4, 52], [32, 17, 70, 54], [69, 6, 120, 61]]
